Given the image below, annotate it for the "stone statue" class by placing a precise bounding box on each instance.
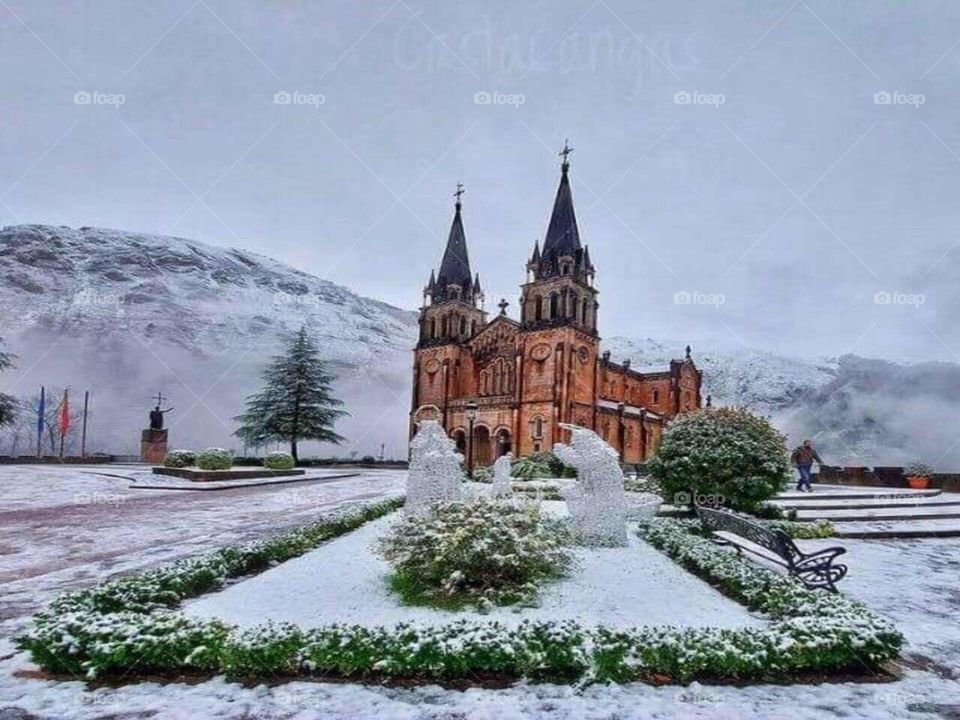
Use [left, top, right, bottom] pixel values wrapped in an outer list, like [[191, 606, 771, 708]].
[[405, 420, 465, 516], [149, 403, 174, 430], [491, 452, 513, 499], [553, 423, 627, 547]]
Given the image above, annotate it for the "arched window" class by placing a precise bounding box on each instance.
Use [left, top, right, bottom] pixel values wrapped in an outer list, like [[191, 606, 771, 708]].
[[581, 298, 589, 325], [569, 293, 578, 318], [652, 389, 659, 404], [535, 295, 543, 321], [430, 317, 436, 338], [440, 316, 447, 336], [549, 293, 559, 318], [533, 417, 544, 438], [459, 316, 466, 335]]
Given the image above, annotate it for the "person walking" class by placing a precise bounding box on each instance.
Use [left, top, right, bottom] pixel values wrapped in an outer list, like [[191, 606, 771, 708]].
[[791, 439, 823, 492]]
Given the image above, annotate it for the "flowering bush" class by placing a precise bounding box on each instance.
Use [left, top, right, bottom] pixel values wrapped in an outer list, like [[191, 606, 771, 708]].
[[196, 447, 233, 470], [377, 498, 575, 608], [648, 407, 791, 513], [163, 449, 197, 468], [263, 451, 295, 470]]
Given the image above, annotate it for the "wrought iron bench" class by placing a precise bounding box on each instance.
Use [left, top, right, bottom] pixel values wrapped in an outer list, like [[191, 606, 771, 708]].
[[695, 505, 848, 592]]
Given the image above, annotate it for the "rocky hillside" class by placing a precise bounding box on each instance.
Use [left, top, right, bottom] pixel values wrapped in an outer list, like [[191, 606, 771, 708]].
[[0, 224, 954, 467]]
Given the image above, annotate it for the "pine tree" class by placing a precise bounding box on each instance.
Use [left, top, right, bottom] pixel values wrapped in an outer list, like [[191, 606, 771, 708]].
[[234, 326, 347, 461], [0, 337, 16, 428]]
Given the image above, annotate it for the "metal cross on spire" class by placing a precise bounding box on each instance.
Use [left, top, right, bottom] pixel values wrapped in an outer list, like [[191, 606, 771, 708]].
[[453, 182, 465, 206], [559, 139, 574, 168], [152, 391, 166, 406]]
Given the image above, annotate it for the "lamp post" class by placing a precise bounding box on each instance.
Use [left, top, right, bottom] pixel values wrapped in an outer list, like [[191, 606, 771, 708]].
[[465, 400, 478, 478]]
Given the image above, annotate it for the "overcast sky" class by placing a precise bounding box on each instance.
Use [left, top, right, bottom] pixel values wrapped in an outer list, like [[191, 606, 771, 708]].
[[2, 0, 960, 363]]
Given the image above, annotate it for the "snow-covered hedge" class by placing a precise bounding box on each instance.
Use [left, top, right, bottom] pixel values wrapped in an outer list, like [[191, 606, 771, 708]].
[[766, 518, 835, 539], [162, 449, 197, 468], [196, 447, 233, 470], [263, 451, 295, 470], [18, 509, 899, 684], [377, 498, 574, 608]]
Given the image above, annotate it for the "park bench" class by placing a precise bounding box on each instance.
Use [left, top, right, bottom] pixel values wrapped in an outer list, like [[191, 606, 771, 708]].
[[695, 505, 848, 592]]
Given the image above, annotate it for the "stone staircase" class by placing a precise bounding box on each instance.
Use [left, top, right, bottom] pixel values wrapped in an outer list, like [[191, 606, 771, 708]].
[[773, 485, 960, 539]]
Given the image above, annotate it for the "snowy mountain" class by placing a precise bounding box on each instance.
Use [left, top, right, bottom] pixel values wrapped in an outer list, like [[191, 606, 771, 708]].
[[0, 224, 418, 457], [0, 224, 955, 467]]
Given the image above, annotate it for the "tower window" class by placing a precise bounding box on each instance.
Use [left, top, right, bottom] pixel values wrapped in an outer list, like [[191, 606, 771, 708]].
[[535, 295, 543, 321], [653, 390, 659, 404], [550, 293, 559, 318]]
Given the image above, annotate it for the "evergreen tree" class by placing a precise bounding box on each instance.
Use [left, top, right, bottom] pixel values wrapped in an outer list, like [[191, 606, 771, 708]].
[[234, 326, 347, 461], [0, 337, 16, 428]]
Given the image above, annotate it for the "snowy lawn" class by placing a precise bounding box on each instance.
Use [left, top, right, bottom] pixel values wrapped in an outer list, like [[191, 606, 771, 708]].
[[184, 509, 765, 631]]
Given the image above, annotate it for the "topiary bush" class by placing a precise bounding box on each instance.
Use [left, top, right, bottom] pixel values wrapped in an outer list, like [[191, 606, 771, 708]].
[[377, 498, 575, 609], [163, 449, 197, 468], [648, 407, 790, 513], [196, 447, 233, 471], [263, 451, 295, 470]]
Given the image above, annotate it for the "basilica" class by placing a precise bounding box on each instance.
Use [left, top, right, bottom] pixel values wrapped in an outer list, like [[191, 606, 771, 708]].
[[410, 148, 703, 467]]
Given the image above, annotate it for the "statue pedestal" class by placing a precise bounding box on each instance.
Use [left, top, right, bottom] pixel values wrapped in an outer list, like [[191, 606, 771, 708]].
[[141, 429, 168, 465]]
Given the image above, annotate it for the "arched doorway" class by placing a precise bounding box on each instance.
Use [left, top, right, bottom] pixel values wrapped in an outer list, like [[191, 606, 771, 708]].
[[450, 429, 466, 457], [472, 425, 491, 468], [494, 428, 512, 458]]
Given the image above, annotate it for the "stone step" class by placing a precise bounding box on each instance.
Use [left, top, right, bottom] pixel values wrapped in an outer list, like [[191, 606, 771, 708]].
[[798, 509, 960, 522], [777, 487, 941, 501], [833, 518, 960, 539], [776, 498, 960, 511]]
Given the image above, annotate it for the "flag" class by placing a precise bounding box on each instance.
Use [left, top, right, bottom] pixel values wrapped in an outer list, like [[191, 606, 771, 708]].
[[58, 390, 71, 437], [37, 386, 45, 436]]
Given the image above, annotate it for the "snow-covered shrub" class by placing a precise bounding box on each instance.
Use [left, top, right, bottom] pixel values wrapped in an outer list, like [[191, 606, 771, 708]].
[[511, 451, 577, 480], [471, 465, 493, 482], [196, 447, 233, 470], [554, 425, 628, 547], [163, 449, 197, 468], [405, 421, 464, 516], [263, 451, 295, 470], [767, 518, 835, 539], [648, 407, 790, 513], [378, 498, 574, 608]]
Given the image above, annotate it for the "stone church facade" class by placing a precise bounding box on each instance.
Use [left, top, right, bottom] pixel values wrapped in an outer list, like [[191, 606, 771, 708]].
[[410, 152, 703, 467]]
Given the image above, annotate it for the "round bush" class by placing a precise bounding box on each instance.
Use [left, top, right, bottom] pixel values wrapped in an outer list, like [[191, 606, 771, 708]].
[[263, 451, 295, 470], [511, 451, 576, 480], [162, 449, 197, 468], [196, 447, 233, 471], [378, 498, 574, 608], [648, 407, 790, 513]]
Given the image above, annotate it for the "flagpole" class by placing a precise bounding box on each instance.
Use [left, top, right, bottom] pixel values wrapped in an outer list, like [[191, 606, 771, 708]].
[[81, 390, 89, 458], [59, 389, 68, 458], [36, 386, 45, 459]]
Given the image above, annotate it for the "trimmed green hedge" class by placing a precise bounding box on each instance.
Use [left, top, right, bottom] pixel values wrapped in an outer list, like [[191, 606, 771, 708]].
[[18, 510, 899, 684]]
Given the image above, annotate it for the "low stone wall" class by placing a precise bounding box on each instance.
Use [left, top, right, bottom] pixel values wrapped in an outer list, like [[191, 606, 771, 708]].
[[152, 467, 306, 482], [0, 455, 116, 464], [817, 466, 960, 493]]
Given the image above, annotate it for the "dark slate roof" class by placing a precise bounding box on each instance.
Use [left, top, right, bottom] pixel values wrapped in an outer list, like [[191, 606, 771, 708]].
[[542, 164, 581, 260], [436, 202, 472, 289]]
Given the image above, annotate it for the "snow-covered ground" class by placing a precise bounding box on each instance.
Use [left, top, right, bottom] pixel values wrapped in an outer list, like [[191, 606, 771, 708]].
[[1, 467, 959, 720], [185, 511, 764, 631]]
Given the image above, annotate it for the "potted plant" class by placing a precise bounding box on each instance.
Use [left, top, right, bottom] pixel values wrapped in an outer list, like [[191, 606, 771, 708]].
[[905, 460, 933, 489]]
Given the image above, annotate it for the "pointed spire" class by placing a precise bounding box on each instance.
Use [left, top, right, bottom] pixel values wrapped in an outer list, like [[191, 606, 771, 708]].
[[530, 238, 541, 263], [435, 185, 472, 294], [582, 245, 592, 270], [542, 141, 581, 261], [426, 268, 436, 290]]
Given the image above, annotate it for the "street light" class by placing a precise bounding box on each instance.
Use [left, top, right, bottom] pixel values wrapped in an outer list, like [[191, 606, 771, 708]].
[[465, 400, 478, 478]]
